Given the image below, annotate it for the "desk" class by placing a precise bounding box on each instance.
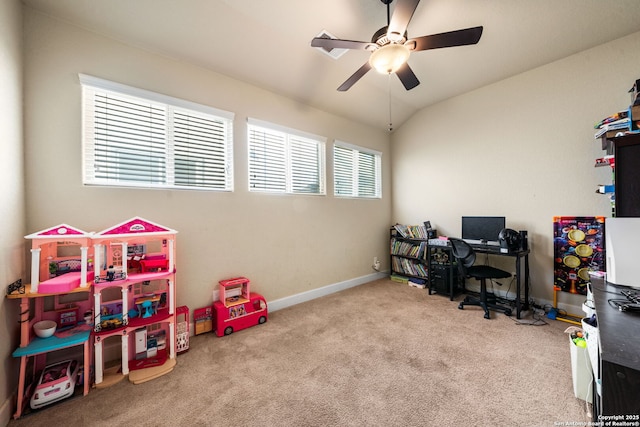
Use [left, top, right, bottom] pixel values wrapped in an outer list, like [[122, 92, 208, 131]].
[[427, 241, 530, 319], [590, 278, 640, 417]]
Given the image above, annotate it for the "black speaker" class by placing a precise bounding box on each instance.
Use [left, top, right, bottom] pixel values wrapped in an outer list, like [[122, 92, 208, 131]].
[[519, 230, 528, 251], [499, 228, 521, 252]]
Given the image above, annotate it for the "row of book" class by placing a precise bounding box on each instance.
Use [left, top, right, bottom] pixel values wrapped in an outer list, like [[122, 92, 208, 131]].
[[393, 224, 429, 239], [390, 238, 427, 259], [391, 257, 428, 278]]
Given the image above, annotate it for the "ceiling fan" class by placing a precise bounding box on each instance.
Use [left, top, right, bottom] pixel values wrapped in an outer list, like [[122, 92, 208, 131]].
[[311, 0, 483, 92]]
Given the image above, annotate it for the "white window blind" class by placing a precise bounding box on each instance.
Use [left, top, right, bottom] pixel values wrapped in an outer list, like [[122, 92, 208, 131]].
[[80, 74, 234, 191], [334, 142, 382, 198], [248, 118, 326, 195]]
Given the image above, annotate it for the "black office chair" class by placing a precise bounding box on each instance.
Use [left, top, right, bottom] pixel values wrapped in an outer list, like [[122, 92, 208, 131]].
[[449, 238, 513, 319]]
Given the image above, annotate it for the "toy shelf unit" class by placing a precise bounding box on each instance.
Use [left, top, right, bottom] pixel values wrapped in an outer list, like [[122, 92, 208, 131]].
[[7, 284, 93, 419], [90, 217, 178, 386]]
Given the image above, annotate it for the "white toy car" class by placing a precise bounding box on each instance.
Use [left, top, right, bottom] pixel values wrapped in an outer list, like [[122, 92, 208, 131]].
[[30, 359, 80, 409]]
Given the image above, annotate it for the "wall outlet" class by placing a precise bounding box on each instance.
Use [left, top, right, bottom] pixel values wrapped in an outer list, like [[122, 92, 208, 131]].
[[372, 257, 381, 271]]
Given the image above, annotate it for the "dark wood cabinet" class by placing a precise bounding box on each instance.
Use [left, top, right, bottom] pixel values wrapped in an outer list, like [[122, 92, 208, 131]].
[[591, 279, 640, 417], [612, 133, 640, 217]]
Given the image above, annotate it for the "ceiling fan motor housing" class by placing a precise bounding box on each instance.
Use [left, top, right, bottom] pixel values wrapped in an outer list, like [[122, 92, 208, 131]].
[[372, 26, 407, 47]]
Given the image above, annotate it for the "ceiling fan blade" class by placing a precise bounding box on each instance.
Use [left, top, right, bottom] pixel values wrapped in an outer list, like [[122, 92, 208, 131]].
[[387, 0, 420, 41], [395, 63, 420, 91], [337, 62, 372, 92], [410, 26, 483, 51], [311, 37, 374, 51]]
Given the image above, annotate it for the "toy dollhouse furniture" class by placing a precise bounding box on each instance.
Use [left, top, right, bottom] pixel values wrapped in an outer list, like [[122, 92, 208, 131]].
[[194, 306, 213, 335], [90, 217, 178, 386], [219, 277, 251, 307], [7, 224, 94, 419], [176, 305, 189, 353]]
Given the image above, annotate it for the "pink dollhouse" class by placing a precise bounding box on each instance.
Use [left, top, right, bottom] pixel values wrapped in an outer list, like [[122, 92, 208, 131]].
[[8, 224, 95, 419], [7, 217, 181, 419], [24, 224, 94, 293], [91, 217, 178, 386]]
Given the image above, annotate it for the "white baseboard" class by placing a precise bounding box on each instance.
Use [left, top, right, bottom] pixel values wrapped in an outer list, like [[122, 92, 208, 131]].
[[268, 271, 388, 312], [1, 393, 14, 427]]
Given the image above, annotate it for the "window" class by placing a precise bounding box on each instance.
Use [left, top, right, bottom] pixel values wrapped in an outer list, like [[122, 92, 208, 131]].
[[247, 118, 326, 195], [334, 142, 382, 198], [80, 74, 234, 191]]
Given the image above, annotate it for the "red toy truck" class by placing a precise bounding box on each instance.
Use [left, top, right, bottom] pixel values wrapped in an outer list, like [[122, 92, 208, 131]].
[[213, 292, 267, 336], [213, 277, 267, 336]]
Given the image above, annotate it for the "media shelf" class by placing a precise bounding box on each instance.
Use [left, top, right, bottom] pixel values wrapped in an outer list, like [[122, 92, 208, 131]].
[[389, 225, 428, 282]]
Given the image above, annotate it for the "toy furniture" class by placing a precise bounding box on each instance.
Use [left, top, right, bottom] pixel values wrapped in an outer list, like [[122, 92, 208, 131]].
[[176, 305, 189, 353], [219, 276, 250, 307], [135, 294, 161, 318], [139, 255, 169, 273], [6, 223, 95, 419], [91, 217, 178, 386], [7, 217, 181, 418], [194, 306, 213, 335]]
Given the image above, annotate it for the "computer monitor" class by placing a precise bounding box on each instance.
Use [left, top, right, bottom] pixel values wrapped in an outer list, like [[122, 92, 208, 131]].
[[462, 216, 506, 246]]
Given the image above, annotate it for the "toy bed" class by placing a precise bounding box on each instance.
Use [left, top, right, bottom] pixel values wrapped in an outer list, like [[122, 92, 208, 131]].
[[39, 259, 94, 293]]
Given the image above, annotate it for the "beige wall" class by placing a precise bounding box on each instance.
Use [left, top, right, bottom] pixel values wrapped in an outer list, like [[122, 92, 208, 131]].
[[392, 30, 640, 312], [1, 0, 25, 423], [22, 8, 391, 317]]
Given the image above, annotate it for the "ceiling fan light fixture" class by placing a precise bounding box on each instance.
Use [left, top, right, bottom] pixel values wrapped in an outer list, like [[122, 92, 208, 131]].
[[369, 43, 410, 74]]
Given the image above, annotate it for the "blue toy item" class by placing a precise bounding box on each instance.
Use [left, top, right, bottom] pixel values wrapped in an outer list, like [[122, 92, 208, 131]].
[[141, 300, 153, 318]]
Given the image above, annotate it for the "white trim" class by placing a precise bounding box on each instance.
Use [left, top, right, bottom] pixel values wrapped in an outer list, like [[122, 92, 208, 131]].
[[268, 272, 387, 312], [334, 140, 382, 157], [247, 117, 327, 143], [1, 394, 14, 426], [79, 73, 235, 120]]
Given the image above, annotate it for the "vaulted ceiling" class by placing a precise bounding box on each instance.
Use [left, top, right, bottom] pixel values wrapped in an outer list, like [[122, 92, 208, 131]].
[[22, 0, 640, 130]]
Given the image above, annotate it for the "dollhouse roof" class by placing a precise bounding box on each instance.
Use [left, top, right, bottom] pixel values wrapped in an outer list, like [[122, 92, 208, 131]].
[[25, 224, 92, 239], [93, 217, 177, 238]]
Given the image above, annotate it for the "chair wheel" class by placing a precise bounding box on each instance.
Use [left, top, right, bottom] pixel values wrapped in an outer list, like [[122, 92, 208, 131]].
[[458, 303, 464, 310], [484, 312, 491, 319], [504, 309, 512, 316]]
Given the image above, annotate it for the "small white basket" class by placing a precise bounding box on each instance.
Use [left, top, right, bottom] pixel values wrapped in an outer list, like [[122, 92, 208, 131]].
[[581, 317, 600, 394]]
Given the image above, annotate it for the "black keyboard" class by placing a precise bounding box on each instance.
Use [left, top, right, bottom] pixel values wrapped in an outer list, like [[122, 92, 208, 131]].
[[470, 244, 503, 253]]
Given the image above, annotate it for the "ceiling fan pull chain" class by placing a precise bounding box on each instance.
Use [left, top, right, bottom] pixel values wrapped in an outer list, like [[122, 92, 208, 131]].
[[388, 73, 393, 132]]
